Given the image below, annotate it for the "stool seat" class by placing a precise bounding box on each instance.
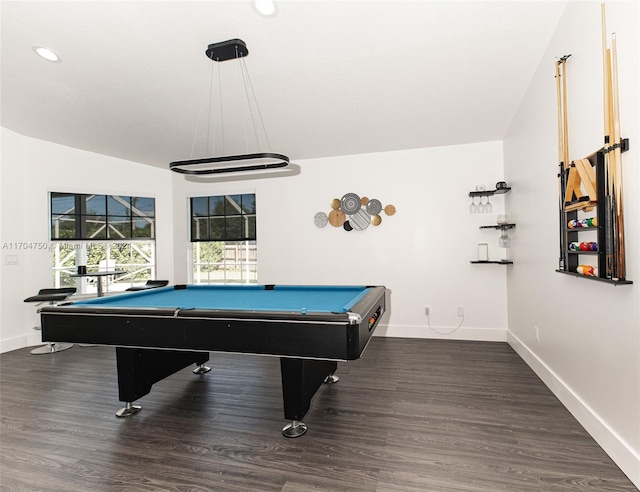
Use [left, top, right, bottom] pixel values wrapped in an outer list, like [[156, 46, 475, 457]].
[[24, 288, 76, 355], [125, 280, 168, 292], [24, 292, 75, 303]]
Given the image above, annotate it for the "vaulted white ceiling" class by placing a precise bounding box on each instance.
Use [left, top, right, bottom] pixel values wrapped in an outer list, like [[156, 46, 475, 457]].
[[1, 1, 567, 169]]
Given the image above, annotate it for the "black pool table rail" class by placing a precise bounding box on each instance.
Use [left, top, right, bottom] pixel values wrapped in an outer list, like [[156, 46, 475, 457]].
[[40, 286, 386, 361]]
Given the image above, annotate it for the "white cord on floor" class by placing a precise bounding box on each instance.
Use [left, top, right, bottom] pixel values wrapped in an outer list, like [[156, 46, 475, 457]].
[[426, 313, 464, 335]]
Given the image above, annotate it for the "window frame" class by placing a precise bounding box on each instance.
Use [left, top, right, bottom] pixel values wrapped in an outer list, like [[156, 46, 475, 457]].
[[189, 193, 258, 285], [50, 192, 156, 241], [190, 194, 256, 242]]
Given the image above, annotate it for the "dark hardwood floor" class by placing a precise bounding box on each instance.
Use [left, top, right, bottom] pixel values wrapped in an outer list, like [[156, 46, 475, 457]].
[[1, 338, 635, 491]]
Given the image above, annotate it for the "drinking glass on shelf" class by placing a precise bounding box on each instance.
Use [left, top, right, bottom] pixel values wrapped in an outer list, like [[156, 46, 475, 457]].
[[485, 195, 493, 213], [477, 196, 485, 214], [469, 196, 478, 214], [497, 214, 510, 225], [498, 230, 511, 248]]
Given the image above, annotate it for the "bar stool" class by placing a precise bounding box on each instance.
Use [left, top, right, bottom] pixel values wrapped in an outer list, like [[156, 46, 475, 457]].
[[125, 280, 168, 291], [24, 287, 76, 355]]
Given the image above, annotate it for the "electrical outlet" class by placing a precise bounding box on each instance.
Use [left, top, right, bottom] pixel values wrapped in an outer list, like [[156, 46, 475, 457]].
[[5, 255, 18, 266], [457, 307, 464, 317], [535, 326, 540, 342], [425, 306, 430, 316]]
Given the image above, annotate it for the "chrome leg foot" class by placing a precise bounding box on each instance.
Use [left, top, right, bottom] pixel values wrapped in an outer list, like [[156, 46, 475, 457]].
[[282, 420, 308, 438], [193, 364, 211, 374], [116, 402, 142, 418], [30, 342, 73, 355], [323, 374, 339, 384]]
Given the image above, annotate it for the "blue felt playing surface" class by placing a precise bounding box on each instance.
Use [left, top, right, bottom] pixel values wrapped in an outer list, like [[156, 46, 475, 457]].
[[72, 285, 370, 313]]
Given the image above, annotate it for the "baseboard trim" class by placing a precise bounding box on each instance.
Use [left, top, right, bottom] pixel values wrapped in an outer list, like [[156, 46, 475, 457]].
[[0, 332, 42, 354], [507, 331, 640, 489], [375, 324, 507, 342]]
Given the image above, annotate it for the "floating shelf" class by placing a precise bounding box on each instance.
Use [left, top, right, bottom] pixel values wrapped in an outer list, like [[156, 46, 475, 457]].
[[555, 270, 632, 285], [470, 260, 513, 265], [479, 224, 516, 230], [469, 187, 511, 197]]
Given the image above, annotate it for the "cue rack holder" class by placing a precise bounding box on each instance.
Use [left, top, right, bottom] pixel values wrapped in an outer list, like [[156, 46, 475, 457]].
[[555, 7, 632, 285], [557, 146, 631, 285]]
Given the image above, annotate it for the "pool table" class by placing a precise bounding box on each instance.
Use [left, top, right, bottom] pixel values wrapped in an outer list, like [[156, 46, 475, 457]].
[[40, 284, 386, 437]]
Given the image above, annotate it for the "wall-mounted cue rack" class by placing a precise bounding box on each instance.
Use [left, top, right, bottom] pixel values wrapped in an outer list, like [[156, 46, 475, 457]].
[[555, 3, 631, 286], [556, 144, 631, 285]]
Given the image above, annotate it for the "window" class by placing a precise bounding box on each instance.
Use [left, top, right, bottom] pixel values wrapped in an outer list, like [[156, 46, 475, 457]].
[[51, 193, 155, 240], [190, 194, 257, 284], [50, 192, 156, 295], [190, 194, 255, 242]]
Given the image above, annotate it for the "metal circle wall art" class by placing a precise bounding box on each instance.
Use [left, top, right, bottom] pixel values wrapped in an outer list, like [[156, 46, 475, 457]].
[[314, 192, 396, 232]]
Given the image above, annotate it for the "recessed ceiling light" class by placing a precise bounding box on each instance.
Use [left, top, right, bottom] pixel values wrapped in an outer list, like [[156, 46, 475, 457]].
[[252, 0, 278, 18], [33, 46, 62, 63]]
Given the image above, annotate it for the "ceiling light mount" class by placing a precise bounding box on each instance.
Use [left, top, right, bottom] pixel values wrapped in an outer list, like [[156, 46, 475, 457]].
[[171, 39, 289, 177], [205, 39, 248, 62]]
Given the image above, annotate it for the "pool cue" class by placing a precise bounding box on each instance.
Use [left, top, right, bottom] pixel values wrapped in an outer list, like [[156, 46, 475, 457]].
[[601, 1, 614, 278], [610, 33, 625, 279], [555, 59, 563, 267], [561, 57, 570, 173], [559, 55, 582, 207], [555, 57, 568, 269], [555, 59, 564, 268]]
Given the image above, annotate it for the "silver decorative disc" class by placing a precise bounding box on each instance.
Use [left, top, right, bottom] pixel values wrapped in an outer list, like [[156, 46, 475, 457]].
[[341, 193, 361, 214], [349, 209, 371, 230], [314, 211, 328, 228], [366, 198, 382, 215]]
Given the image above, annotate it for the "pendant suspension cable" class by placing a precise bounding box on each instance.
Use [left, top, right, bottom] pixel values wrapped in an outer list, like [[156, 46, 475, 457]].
[[238, 55, 262, 152], [236, 45, 252, 154], [189, 60, 215, 159], [189, 94, 205, 160], [217, 56, 224, 156], [241, 56, 273, 151], [204, 57, 216, 158]]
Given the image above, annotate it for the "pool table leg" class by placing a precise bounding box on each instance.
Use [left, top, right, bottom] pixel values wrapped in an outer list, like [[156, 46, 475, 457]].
[[192, 363, 211, 374], [280, 357, 338, 437], [115, 347, 210, 418], [116, 401, 142, 418]]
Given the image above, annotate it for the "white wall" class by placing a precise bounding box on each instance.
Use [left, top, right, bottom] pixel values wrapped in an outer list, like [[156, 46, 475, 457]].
[[0, 128, 174, 352], [172, 141, 510, 341], [2, 132, 511, 351], [503, 1, 639, 486]]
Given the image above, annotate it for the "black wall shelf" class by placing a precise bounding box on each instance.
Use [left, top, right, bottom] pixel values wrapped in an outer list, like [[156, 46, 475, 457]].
[[556, 269, 632, 285], [468, 187, 511, 197], [471, 260, 513, 265], [480, 224, 516, 230]]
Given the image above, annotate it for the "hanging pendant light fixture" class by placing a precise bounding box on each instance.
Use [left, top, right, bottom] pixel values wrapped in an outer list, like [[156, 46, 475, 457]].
[[170, 39, 289, 176]]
